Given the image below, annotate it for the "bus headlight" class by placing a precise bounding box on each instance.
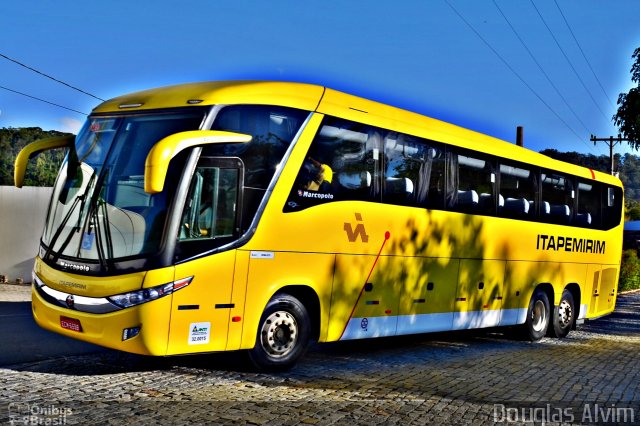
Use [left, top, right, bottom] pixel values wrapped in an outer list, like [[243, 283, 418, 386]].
[[108, 276, 193, 308]]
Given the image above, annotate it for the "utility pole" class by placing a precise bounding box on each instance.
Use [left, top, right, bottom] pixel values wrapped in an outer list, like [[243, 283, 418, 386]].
[[590, 134, 629, 175]]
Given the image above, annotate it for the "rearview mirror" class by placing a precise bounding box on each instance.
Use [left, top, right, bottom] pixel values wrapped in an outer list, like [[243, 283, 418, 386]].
[[14, 135, 74, 188], [144, 130, 252, 194]]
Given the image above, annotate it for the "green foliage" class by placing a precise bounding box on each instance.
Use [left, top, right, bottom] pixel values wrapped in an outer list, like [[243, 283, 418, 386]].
[[620, 249, 640, 292], [539, 149, 640, 206], [627, 206, 640, 221], [538, 148, 616, 173], [0, 127, 70, 186], [618, 153, 640, 200], [613, 47, 640, 150]]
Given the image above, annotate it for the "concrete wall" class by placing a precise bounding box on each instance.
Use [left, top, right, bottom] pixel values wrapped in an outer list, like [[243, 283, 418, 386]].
[[0, 186, 53, 282]]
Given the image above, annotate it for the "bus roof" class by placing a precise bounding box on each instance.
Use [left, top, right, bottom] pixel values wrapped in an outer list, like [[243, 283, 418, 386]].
[[92, 80, 621, 187], [93, 81, 325, 114]]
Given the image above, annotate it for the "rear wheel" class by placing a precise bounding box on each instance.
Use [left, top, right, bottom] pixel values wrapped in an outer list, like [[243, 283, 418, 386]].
[[248, 294, 310, 371], [548, 289, 575, 338], [523, 289, 550, 341]]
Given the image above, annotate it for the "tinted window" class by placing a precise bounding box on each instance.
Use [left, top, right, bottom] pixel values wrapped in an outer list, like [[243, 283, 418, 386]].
[[576, 180, 600, 228], [499, 163, 537, 220], [447, 151, 496, 215], [541, 172, 574, 225], [602, 185, 623, 230], [383, 133, 445, 208], [283, 114, 623, 231], [285, 117, 382, 211], [208, 105, 308, 189], [206, 105, 308, 231]]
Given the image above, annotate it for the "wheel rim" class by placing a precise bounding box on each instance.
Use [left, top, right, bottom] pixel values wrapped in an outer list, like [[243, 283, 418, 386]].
[[531, 300, 547, 332], [259, 310, 298, 358], [558, 299, 573, 328]]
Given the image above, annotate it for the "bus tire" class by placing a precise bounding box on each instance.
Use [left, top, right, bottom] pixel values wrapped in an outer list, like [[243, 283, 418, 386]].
[[523, 289, 550, 341], [548, 289, 575, 338], [248, 294, 310, 371]]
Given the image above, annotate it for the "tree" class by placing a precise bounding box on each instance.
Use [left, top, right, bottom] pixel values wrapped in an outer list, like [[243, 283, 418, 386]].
[[539, 148, 640, 205], [613, 47, 640, 150], [0, 127, 69, 186], [620, 249, 640, 291]]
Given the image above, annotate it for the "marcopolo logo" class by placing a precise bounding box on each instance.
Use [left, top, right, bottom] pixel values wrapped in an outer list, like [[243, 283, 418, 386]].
[[58, 261, 90, 272], [298, 189, 334, 200]]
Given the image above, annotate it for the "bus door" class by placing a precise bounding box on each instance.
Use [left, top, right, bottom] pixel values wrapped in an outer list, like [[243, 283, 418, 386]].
[[599, 266, 618, 314], [167, 158, 243, 354], [586, 264, 601, 317], [586, 263, 617, 317]]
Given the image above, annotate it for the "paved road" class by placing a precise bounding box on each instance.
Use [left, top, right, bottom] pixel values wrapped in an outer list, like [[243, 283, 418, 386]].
[[1, 284, 639, 425], [0, 287, 106, 366]]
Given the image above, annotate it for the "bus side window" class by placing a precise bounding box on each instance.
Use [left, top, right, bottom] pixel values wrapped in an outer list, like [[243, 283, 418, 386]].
[[602, 185, 623, 230], [541, 172, 574, 225], [577, 180, 600, 228], [382, 133, 444, 208], [498, 163, 537, 220], [448, 151, 496, 215], [285, 118, 380, 211]]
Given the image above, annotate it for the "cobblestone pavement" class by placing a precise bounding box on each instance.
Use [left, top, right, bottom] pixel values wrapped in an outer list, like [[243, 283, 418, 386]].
[[1, 286, 640, 425]]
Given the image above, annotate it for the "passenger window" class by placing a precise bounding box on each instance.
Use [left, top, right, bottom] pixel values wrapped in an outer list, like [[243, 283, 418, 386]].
[[499, 163, 537, 219], [448, 151, 496, 215], [541, 172, 574, 225], [285, 117, 382, 211], [602, 186, 623, 230], [382, 133, 444, 208], [577, 180, 600, 228]]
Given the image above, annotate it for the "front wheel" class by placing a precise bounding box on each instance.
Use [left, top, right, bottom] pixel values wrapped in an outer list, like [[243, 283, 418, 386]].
[[248, 294, 310, 371], [522, 289, 550, 341], [548, 289, 575, 338]]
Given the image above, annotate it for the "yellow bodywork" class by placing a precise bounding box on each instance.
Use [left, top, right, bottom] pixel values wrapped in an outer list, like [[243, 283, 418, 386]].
[[144, 130, 252, 193], [25, 81, 624, 356], [32, 258, 175, 355]]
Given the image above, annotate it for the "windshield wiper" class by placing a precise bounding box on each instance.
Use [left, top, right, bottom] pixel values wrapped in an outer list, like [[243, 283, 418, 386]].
[[83, 166, 117, 271], [88, 197, 114, 270], [43, 171, 97, 263]]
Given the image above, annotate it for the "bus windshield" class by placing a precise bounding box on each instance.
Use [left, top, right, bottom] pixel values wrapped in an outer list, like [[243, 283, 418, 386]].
[[42, 110, 206, 264]]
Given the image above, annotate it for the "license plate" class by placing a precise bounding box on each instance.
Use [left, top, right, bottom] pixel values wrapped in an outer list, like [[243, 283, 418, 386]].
[[60, 316, 82, 332]]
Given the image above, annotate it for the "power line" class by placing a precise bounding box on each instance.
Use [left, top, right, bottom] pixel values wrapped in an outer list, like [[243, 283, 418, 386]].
[[0, 52, 104, 101], [552, 0, 616, 109], [0, 85, 88, 115], [493, 0, 594, 137], [529, 0, 609, 120], [444, 0, 595, 153]]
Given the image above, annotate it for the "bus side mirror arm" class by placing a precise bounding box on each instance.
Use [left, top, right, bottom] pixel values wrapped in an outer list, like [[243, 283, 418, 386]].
[[14, 135, 74, 188], [144, 130, 252, 194]]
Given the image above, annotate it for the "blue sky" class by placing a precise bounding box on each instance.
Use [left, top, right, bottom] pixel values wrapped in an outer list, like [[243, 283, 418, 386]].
[[1, 0, 639, 156]]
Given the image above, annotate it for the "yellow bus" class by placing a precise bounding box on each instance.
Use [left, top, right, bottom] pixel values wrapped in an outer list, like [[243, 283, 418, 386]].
[[15, 81, 624, 370]]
